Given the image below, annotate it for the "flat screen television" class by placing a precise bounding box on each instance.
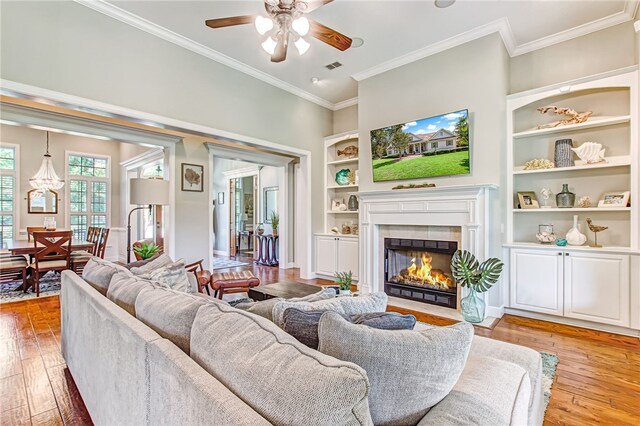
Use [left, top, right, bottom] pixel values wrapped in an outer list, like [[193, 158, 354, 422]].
[[370, 109, 470, 182]]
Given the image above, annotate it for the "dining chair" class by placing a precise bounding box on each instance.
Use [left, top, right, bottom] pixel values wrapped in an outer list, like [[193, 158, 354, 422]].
[[71, 227, 110, 274], [27, 227, 47, 242], [184, 259, 212, 295], [0, 254, 28, 289], [31, 231, 72, 296]]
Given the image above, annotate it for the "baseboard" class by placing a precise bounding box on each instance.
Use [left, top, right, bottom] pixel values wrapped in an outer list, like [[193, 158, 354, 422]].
[[486, 305, 505, 319], [212, 250, 228, 256], [505, 308, 640, 337]]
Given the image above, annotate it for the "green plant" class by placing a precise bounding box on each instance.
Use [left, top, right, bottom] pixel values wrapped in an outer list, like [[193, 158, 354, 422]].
[[450, 250, 504, 293], [269, 211, 279, 231], [334, 271, 353, 291], [133, 242, 161, 260]]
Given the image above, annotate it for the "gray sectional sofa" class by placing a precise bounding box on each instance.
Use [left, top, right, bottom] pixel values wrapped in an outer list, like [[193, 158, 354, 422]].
[[61, 260, 544, 426]]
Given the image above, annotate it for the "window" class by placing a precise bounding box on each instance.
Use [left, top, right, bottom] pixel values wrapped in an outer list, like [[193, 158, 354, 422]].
[[431, 142, 437, 149], [0, 145, 17, 241], [67, 153, 110, 239], [446, 140, 453, 147]]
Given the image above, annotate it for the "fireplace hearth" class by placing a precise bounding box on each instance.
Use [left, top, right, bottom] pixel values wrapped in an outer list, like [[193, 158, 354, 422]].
[[384, 238, 457, 309]]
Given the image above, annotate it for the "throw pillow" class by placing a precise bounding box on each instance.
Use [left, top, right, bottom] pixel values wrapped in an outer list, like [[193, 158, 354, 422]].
[[106, 272, 156, 316], [82, 257, 131, 296], [234, 288, 336, 322], [282, 309, 416, 349], [130, 253, 173, 275], [318, 312, 474, 426], [272, 292, 388, 328], [139, 260, 192, 293], [122, 252, 161, 270]]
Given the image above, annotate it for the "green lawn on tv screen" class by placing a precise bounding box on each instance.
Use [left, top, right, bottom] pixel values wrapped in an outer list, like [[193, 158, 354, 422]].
[[372, 151, 470, 182]]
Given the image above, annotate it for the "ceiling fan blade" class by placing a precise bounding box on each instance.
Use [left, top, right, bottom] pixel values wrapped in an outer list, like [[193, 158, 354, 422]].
[[304, 0, 334, 13], [309, 20, 352, 51], [271, 32, 288, 63], [205, 15, 255, 29]]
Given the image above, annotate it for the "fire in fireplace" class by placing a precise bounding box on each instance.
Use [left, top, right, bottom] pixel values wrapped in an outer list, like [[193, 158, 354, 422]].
[[384, 238, 457, 309]]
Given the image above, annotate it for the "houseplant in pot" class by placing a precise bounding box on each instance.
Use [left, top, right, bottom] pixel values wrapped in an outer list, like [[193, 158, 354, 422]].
[[133, 242, 161, 261], [334, 271, 353, 296], [269, 211, 279, 236], [450, 250, 504, 323]]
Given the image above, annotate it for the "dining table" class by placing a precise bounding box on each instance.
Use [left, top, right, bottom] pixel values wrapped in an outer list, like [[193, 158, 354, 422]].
[[3, 238, 95, 256]]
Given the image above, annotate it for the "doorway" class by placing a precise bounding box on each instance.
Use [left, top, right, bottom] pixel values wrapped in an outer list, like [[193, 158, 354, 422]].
[[229, 175, 257, 258]]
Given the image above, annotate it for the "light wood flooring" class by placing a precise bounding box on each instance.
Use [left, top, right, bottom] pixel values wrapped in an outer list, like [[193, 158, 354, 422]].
[[0, 262, 638, 425]]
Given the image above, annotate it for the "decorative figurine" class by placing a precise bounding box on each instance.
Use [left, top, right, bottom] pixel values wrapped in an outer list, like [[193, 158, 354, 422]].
[[566, 215, 587, 246], [337, 145, 359, 159], [335, 169, 351, 186], [578, 196, 592, 208], [537, 106, 593, 129], [571, 142, 606, 164], [555, 239, 568, 247], [524, 159, 554, 170], [556, 184, 576, 208], [554, 139, 575, 168], [540, 188, 553, 208], [586, 218, 608, 248], [536, 224, 556, 244]]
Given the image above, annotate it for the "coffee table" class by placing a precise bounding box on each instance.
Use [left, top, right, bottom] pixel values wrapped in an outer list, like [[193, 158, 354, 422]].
[[248, 281, 328, 301]]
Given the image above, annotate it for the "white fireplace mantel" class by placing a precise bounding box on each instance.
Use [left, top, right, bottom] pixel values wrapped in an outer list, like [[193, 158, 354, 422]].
[[357, 183, 498, 301]]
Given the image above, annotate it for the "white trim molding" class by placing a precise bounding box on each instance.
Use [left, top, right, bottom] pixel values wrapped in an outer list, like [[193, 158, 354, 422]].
[[333, 97, 358, 111]]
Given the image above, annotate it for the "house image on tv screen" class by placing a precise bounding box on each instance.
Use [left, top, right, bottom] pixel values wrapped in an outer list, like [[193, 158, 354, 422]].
[[386, 128, 458, 156]]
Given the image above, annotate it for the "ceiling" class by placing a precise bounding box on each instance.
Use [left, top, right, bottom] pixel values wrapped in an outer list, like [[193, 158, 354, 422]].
[[80, 1, 638, 109]]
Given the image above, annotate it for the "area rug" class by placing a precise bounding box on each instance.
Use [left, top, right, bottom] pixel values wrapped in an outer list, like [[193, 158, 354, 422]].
[[211, 258, 250, 270], [0, 271, 61, 304], [540, 352, 559, 411]]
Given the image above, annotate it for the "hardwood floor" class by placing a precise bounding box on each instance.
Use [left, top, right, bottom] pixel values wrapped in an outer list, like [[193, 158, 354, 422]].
[[1, 263, 639, 425]]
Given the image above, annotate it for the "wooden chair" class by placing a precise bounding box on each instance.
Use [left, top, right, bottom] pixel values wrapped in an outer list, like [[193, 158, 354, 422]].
[[31, 231, 72, 296], [27, 227, 47, 242], [184, 259, 212, 295], [0, 254, 28, 290], [71, 228, 110, 274]]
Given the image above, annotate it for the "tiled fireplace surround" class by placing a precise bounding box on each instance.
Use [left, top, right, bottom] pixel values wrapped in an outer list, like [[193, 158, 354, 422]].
[[357, 184, 499, 321]]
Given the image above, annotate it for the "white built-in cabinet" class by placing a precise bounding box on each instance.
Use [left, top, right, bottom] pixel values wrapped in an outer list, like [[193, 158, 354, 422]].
[[315, 235, 359, 280], [510, 249, 564, 316]]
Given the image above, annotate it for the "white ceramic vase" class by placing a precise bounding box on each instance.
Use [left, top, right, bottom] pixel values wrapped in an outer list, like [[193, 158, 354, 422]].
[[566, 215, 587, 246], [339, 289, 351, 297]]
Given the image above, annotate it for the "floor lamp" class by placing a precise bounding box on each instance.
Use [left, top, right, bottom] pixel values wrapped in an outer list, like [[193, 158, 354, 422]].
[[127, 178, 170, 263]]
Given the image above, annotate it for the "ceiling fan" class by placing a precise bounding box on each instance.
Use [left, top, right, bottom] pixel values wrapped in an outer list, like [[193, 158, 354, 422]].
[[205, 0, 352, 63]]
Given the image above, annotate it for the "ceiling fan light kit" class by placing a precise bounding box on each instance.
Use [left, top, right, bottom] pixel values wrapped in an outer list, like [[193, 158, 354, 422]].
[[205, 0, 352, 63]]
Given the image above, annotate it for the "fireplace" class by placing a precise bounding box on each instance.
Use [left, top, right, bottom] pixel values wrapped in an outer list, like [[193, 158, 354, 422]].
[[384, 238, 457, 309]]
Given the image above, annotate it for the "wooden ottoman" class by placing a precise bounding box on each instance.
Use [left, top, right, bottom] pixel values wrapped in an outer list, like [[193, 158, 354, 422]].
[[210, 271, 260, 300]]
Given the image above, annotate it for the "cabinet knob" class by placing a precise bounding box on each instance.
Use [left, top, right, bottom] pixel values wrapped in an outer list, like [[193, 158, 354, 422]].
[[565, 253, 570, 256], [557, 252, 562, 256]]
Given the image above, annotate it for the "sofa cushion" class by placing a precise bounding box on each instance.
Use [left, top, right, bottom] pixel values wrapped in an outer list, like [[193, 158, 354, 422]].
[[106, 272, 155, 316], [129, 252, 173, 275], [135, 285, 214, 354], [139, 259, 191, 293], [318, 312, 473, 426], [190, 303, 373, 425], [234, 287, 336, 322], [82, 257, 130, 295], [417, 356, 531, 426], [122, 252, 161, 270], [272, 292, 388, 328], [283, 309, 416, 349]]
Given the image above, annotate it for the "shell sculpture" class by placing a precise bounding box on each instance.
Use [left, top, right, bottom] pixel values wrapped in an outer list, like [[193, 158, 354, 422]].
[[523, 158, 554, 170], [571, 142, 606, 164]]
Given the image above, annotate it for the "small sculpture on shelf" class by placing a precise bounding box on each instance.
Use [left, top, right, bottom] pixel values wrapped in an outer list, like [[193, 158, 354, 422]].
[[337, 145, 358, 159], [540, 188, 553, 208], [577, 196, 592, 208], [586, 218, 608, 248], [523, 159, 554, 170], [347, 170, 357, 185], [536, 224, 556, 244], [335, 169, 351, 186], [556, 184, 575, 208], [537, 106, 593, 129], [566, 215, 587, 246], [554, 139, 575, 168], [571, 142, 606, 164]]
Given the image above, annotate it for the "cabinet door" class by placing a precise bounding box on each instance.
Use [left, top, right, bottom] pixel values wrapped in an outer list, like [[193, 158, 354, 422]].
[[315, 236, 337, 276], [510, 249, 563, 315], [337, 237, 359, 280], [564, 252, 630, 327]]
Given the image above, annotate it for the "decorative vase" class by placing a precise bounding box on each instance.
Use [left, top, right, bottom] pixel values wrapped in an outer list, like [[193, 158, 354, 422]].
[[554, 139, 575, 168], [339, 289, 351, 297], [556, 184, 575, 208], [460, 289, 485, 323], [348, 195, 359, 211], [257, 224, 264, 235], [272, 228, 278, 237], [566, 215, 587, 246]]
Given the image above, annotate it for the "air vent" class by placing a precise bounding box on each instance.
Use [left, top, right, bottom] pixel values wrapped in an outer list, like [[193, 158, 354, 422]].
[[325, 61, 342, 70]]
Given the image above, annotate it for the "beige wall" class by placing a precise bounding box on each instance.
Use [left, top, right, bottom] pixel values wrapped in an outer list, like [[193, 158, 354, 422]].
[[333, 105, 359, 134], [510, 22, 637, 94], [0, 124, 152, 238]]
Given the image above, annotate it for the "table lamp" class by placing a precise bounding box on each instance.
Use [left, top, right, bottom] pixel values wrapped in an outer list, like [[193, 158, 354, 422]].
[[127, 178, 170, 263]]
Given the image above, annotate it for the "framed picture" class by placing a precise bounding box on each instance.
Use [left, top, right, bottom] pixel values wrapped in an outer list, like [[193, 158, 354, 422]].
[[181, 163, 203, 192], [517, 191, 539, 209], [598, 191, 630, 208], [217, 192, 225, 205]]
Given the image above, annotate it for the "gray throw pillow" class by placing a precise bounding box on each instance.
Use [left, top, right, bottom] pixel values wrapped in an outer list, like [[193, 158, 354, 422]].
[[318, 312, 474, 426], [106, 272, 155, 316], [122, 252, 161, 270], [282, 308, 416, 349], [139, 260, 191, 293], [130, 253, 173, 275], [82, 257, 131, 295], [234, 288, 336, 322]]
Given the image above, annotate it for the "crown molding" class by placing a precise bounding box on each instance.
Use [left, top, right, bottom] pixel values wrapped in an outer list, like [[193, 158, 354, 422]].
[[333, 97, 358, 110], [73, 0, 336, 111]]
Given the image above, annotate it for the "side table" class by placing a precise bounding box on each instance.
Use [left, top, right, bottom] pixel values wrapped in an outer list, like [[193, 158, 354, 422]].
[[255, 234, 279, 266]]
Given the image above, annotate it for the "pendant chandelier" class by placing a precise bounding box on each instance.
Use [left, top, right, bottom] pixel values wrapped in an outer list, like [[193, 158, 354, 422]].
[[30, 131, 65, 191]]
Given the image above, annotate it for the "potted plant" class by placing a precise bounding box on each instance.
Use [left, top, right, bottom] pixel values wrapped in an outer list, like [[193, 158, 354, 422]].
[[269, 211, 279, 236], [133, 242, 161, 261], [450, 250, 504, 323], [334, 270, 353, 296]]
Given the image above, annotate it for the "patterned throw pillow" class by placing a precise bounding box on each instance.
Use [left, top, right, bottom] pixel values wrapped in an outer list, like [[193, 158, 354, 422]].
[[130, 253, 173, 275], [282, 309, 416, 349], [140, 260, 191, 293]]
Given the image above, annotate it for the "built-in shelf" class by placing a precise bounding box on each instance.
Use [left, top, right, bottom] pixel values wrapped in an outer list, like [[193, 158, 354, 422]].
[[327, 183, 359, 189], [513, 207, 630, 213], [504, 242, 639, 255], [327, 210, 359, 214], [327, 157, 359, 165], [512, 115, 631, 139], [513, 155, 631, 175]]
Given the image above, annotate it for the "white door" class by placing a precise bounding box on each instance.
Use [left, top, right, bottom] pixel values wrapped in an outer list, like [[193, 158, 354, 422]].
[[510, 248, 564, 315], [564, 252, 630, 327], [337, 237, 359, 280], [315, 236, 337, 276]]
